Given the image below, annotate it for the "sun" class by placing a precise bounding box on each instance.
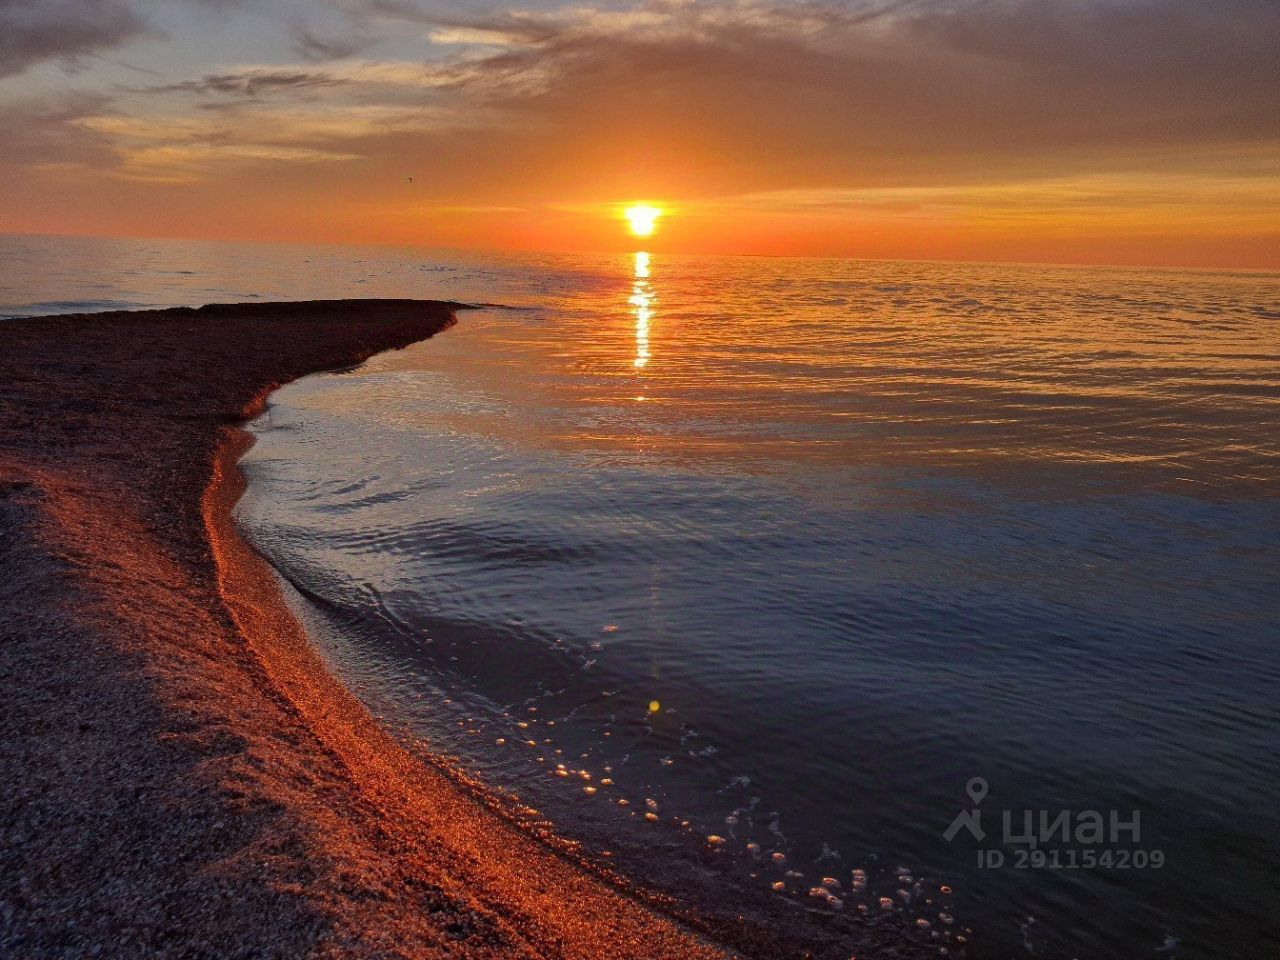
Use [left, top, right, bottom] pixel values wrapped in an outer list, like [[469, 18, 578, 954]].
[[624, 205, 663, 238]]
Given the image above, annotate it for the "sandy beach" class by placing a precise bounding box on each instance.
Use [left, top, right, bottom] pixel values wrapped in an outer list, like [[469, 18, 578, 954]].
[[0, 300, 733, 959]]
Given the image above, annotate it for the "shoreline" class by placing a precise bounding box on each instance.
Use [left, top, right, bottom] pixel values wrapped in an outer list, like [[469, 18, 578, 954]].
[[0, 300, 728, 958]]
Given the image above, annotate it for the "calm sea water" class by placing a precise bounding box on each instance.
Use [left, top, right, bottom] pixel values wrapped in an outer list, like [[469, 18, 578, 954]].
[[5, 234, 1279, 958]]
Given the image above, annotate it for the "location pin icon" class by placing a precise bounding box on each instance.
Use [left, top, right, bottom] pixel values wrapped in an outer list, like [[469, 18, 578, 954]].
[[966, 777, 989, 806]]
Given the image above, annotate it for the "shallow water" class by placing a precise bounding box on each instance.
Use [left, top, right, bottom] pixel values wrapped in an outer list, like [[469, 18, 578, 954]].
[[5, 233, 1279, 958]]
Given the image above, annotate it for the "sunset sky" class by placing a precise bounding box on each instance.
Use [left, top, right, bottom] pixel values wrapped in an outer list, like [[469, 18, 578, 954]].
[[2, 0, 1278, 267]]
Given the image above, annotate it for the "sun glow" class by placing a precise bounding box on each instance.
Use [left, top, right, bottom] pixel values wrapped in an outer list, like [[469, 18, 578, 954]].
[[624, 205, 663, 237]]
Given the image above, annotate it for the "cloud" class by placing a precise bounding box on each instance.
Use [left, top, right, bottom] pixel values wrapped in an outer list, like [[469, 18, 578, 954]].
[[144, 58, 510, 99], [0, 0, 150, 77], [71, 102, 389, 181], [111, 142, 362, 183], [426, 26, 522, 48], [151, 68, 354, 98], [293, 24, 374, 61], [80, 100, 471, 145], [734, 170, 1280, 230], [0, 93, 117, 168]]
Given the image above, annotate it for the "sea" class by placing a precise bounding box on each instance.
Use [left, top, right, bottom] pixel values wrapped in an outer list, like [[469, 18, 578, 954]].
[[4, 232, 1278, 959]]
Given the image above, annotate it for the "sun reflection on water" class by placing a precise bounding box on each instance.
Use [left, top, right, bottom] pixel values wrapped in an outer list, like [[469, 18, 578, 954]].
[[630, 251, 653, 370]]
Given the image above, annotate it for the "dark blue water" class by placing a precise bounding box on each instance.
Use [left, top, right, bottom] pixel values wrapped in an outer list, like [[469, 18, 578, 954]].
[[235, 254, 1280, 959]]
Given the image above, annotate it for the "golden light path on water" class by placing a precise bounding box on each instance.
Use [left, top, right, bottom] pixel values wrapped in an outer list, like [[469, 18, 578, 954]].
[[630, 251, 652, 371]]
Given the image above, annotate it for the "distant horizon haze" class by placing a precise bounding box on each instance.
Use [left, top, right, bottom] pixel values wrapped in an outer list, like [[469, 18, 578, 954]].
[[2, 226, 1278, 276]]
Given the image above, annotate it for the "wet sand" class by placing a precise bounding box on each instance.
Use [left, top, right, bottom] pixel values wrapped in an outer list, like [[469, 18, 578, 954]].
[[0, 300, 731, 959]]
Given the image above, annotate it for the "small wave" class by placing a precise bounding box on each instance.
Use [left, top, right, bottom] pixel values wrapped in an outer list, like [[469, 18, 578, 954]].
[[1, 298, 144, 318]]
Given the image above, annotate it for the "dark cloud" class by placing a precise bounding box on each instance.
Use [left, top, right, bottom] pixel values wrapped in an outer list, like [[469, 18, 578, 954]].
[[0, 93, 116, 168], [0, 0, 150, 78], [293, 25, 373, 61], [152, 69, 352, 97]]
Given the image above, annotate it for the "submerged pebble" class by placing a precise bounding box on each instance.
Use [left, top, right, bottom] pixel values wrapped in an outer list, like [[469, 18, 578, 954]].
[[808, 887, 842, 909]]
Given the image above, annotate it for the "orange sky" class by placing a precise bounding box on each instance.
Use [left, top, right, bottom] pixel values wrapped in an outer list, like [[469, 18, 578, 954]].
[[2, 0, 1278, 269]]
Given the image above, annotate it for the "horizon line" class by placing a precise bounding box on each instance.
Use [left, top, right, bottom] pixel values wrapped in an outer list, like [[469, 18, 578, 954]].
[[2, 227, 1278, 277]]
